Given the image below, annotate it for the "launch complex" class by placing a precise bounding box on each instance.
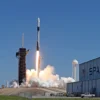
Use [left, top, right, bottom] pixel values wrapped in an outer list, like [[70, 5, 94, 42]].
[[0, 18, 67, 98], [16, 18, 41, 85]]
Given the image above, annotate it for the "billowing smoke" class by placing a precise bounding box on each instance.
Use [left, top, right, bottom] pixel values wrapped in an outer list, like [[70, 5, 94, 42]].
[[10, 80, 19, 88], [26, 65, 75, 88], [10, 65, 74, 88]]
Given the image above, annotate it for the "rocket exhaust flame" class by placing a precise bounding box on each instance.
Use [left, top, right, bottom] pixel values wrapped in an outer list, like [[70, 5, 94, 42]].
[[36, 50, 40, 77]]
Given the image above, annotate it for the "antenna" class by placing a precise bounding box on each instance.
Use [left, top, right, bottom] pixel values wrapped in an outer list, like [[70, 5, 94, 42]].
[[22, 33, 24, 48]]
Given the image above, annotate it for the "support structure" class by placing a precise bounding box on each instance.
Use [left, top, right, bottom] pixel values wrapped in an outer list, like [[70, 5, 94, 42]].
[[16, 34, 29, 85]]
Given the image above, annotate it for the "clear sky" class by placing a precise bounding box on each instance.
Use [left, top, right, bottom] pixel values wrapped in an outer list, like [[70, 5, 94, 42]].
[[0, 0, 100, 86]]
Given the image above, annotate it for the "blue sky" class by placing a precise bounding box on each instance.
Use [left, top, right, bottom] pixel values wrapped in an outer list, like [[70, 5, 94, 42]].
[[0, 0, 100, 85]]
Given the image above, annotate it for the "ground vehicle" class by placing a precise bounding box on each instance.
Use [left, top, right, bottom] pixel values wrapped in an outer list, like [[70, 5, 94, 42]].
[[81, 92, 95, 98]]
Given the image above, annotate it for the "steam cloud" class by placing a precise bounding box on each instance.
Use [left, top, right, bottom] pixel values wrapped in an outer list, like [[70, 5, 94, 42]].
[[10, 65, 75, 88], [26, 65, 75, 88]]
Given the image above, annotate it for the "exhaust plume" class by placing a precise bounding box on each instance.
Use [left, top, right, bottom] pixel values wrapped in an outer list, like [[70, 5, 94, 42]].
[[10, 65, 75, 88], [26, 65, 75, 88]]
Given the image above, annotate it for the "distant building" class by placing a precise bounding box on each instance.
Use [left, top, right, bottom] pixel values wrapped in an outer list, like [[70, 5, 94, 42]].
[[67, 57, 100, 97]]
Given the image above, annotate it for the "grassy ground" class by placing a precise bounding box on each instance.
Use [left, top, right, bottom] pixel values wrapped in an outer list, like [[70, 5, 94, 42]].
[[31, 98, 100, 100], [0, 95, 28, 100], [0, 95, 100, 100]]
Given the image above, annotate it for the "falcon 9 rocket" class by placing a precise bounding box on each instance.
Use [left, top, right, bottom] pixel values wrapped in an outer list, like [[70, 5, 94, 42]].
[[36, 18, 41, 78]]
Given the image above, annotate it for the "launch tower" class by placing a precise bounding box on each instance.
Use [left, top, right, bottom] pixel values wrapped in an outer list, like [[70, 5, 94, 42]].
[[16, 34, 29, 85]]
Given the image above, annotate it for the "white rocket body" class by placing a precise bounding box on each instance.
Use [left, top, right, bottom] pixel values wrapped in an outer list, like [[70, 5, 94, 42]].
[[37, 18, 40, 50]]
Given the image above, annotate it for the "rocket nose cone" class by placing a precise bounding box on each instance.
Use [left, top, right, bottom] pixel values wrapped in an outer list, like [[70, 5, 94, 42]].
[[37, 18, 40, 27], [38, 18, 40, 23]]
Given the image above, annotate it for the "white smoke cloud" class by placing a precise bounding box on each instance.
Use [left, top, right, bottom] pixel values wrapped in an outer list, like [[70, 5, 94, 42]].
[[10, 81, 19, 88], [9, 65, 74, 88], [61, 77, 75, 83], [26, 65, 75, 88]]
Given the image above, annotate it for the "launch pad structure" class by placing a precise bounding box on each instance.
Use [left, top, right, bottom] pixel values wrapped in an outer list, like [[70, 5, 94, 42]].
[[16, 34, 29, 85]]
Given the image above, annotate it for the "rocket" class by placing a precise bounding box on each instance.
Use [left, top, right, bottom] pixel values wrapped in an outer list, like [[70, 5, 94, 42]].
[[36, 18, 40, 78], [37, 18, 40, 51]]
